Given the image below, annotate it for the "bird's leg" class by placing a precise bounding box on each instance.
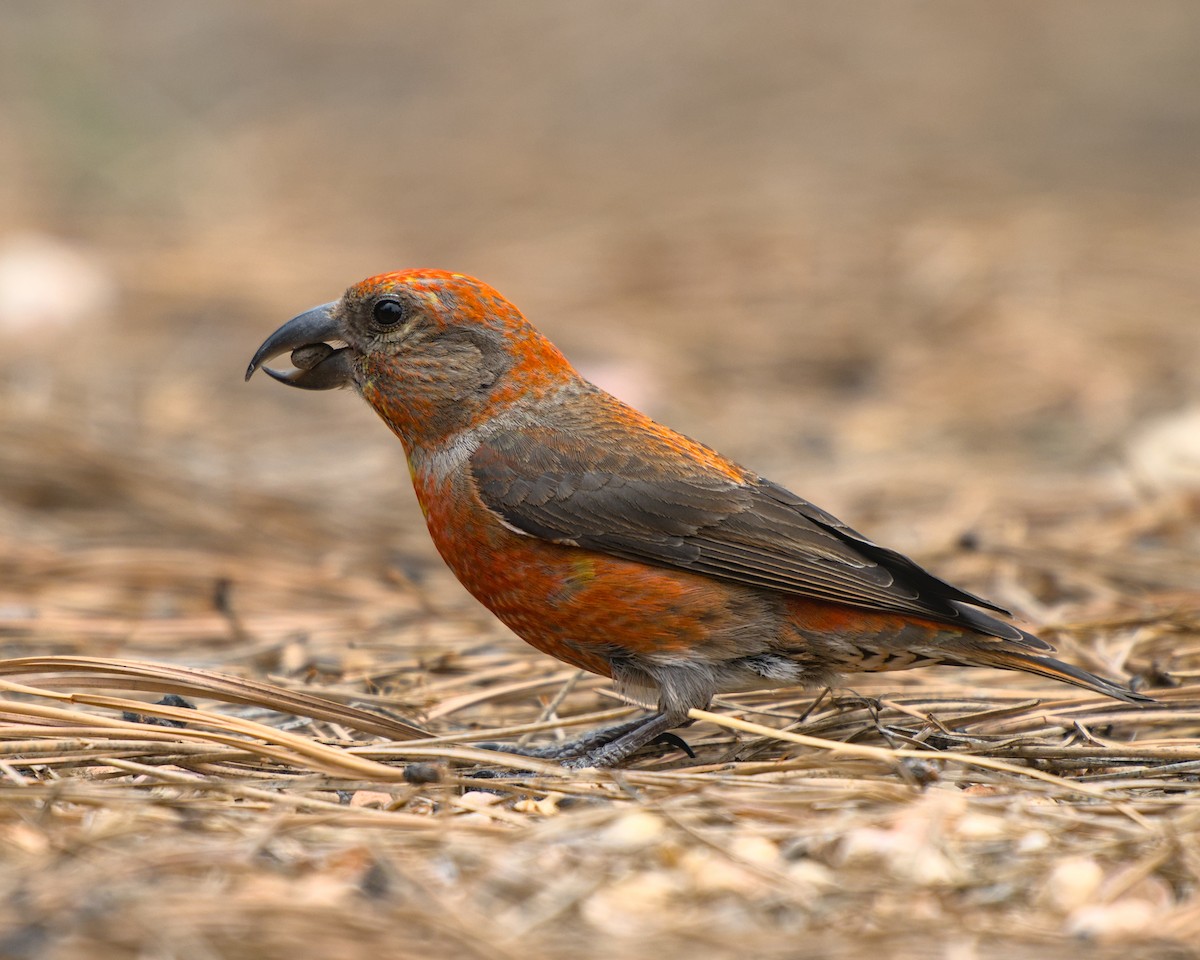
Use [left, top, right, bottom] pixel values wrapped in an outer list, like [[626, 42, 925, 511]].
[[564, 712, 684, 769], [476, 715, 695, 766], [474, 716, 652, 760]]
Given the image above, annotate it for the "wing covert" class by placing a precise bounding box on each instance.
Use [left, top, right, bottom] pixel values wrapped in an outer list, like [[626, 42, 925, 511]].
[[469, 426, 1040, 646]]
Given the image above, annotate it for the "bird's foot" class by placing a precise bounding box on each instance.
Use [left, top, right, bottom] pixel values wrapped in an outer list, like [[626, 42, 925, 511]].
[[475, 714, 694, 770], [562, 713, 691, 769], [473, 716, 647, 761]]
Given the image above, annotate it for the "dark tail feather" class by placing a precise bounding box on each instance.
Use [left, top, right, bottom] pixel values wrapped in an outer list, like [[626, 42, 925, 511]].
[[970, 649, 1154, 704]]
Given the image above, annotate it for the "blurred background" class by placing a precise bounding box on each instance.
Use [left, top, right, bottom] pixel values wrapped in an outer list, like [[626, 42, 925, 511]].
[[3, 4, 1200, 958], [3, 0, 1199, 568], [4, 0, 1200, 678]]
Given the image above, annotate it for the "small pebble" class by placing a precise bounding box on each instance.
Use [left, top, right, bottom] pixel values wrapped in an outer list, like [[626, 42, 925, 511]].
[[403, 763, 443, 785], [348, 791, 393, 809], [458, 791, 503, 809], [600, 811, 665, 851], [1041, 856, 1104, 912]]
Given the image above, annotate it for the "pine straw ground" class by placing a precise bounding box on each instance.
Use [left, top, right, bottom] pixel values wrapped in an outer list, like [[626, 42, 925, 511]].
[[5, 6, 1200, 956], [1, 423, 1199, 960], [0, 214, 1198, 959]]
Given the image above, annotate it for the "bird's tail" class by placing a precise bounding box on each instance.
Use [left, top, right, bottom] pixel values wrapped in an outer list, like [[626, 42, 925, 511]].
[[966, 649, 1153, 704]]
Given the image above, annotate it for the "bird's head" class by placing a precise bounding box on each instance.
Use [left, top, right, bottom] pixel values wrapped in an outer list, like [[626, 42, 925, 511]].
[[247, 269, 579, 448]]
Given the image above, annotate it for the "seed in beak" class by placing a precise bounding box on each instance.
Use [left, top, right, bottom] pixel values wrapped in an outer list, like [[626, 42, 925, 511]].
[[291, 342, 336, 371]]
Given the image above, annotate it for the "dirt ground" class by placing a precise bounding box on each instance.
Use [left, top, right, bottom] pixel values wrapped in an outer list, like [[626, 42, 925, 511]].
[[2, 4, 1200, 958]]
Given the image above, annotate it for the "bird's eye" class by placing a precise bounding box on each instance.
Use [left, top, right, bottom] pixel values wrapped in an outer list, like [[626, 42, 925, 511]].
[[372, 298, 407, 327]]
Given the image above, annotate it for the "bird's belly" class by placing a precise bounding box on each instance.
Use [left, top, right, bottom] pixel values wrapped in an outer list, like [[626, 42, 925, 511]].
[[414, 472, 779, 677]]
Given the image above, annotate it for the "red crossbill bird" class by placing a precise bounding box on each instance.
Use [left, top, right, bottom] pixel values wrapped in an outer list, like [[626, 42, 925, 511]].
[[247, 269, 1150, 768]]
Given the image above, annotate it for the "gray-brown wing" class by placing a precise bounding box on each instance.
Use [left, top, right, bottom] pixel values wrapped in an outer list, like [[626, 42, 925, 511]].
[[469, 427, 1048, 648]]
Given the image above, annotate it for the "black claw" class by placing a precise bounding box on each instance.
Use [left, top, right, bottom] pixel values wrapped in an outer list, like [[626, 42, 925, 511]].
[[649, 732, 695, 758]]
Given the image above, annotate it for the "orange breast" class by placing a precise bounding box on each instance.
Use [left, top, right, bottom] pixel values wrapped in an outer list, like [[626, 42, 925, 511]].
[[411, 466, 754, 677]]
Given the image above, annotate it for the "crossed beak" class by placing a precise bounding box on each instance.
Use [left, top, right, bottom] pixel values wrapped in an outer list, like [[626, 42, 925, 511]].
[[244, 301, 355, 390]]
